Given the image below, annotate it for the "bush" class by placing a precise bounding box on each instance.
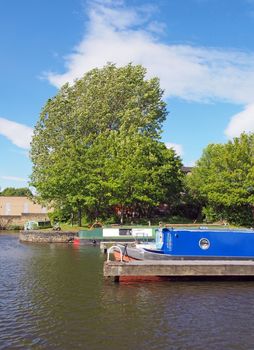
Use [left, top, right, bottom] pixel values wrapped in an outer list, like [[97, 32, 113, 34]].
[[202, 206, 220, 223], [223, 206, 253, 227], [202, 204, 254, 227]]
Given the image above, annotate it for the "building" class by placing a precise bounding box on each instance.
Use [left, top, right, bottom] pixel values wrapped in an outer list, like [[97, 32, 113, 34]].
[[182, 166, 193, 175], [0, 196, 51, 228]]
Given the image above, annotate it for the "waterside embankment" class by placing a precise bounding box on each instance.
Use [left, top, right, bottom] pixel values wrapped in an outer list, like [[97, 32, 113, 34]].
[[19, 230, 75, 243]]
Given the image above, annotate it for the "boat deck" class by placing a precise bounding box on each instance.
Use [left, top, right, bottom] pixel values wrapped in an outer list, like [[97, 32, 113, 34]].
[[104, 259, 254, 282]]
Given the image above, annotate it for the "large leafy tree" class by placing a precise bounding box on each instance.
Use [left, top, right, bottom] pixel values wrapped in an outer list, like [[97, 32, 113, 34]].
[[30, 63, 183, 224], [86, 131, 183, 223], [186, 133, 254, 226]]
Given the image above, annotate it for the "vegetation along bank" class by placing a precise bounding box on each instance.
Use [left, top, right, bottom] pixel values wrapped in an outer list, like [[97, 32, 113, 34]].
[[1, 64, 253, 229]]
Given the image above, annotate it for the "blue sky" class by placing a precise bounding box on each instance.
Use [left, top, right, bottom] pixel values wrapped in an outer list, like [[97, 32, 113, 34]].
[[1, 0, 254, 190]]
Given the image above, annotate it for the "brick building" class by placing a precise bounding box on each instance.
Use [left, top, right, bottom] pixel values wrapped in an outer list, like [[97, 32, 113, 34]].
[[0, 196, 51, 228]]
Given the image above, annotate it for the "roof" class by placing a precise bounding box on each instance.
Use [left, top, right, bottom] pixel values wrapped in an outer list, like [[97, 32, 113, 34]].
[[182, 166, 193, 174]]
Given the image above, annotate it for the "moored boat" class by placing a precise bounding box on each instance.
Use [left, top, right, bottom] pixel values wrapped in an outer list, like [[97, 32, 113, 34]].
[[112, 227, 254, 261]]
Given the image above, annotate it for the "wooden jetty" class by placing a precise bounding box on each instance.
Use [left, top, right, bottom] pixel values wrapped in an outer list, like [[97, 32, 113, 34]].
[[104, 259, 254, 282]]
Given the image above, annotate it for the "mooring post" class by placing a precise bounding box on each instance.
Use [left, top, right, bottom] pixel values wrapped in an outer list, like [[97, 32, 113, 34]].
[[114, 276, 120, 283]]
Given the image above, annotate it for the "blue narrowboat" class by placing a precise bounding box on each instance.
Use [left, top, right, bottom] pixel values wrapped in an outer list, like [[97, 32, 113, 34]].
[[115, 227, 254, 261]]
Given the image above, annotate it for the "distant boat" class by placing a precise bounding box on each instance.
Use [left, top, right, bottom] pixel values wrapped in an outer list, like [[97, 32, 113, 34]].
[[113, 227, 254, 261], [24, 220, 52, 230]]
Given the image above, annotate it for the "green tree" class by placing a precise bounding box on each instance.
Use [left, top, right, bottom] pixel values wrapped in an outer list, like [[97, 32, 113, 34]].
[[186, 133, 254, 226], [30, 63, 183, 224], [91, 131, 183, 223], [0, 187, 32, 197]]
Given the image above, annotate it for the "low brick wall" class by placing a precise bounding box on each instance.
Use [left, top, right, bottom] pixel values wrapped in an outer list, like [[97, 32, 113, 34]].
[[19, 231, 75, 243]]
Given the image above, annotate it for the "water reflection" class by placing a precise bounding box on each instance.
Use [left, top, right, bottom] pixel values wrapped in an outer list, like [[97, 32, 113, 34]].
[[1, 233, 254, 349], [101, 280, 254, 350]]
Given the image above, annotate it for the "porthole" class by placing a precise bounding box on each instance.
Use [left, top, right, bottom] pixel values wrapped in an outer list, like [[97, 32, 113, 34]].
[[199, 238, 210, 250]]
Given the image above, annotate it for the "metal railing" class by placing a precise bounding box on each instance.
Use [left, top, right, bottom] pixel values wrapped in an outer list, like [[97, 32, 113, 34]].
[[107, 245, 123, 262]]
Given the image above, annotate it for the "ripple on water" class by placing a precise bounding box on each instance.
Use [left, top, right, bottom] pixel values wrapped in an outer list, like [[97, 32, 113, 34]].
[[1, 234, 254, 350]]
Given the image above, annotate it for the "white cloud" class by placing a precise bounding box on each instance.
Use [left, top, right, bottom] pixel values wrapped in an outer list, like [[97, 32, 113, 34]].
[[225, 104, 254, 138], [43, 1, 254, 142], [45, 1, 254, 106], [165, 142, 183, 157], [0, 117, 33, 149], [1, 176, 28, 182]]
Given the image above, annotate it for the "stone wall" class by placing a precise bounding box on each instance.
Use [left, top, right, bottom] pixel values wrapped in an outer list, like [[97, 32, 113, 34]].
[[19, 231, 75, 243]]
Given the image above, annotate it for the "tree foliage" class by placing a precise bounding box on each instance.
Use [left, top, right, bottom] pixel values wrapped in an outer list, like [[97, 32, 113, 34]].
[[0, 187, 32, 197], [30, 63, 183, 224], [186, 133, 254, 226]]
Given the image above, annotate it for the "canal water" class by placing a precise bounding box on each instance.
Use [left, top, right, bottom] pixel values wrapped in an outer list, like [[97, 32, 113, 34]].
[[1, 232, 254, 350]]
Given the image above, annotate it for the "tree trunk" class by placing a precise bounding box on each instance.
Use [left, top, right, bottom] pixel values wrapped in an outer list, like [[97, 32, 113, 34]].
[[120, 205, 124, 225], [78, 206, 82, 227]]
